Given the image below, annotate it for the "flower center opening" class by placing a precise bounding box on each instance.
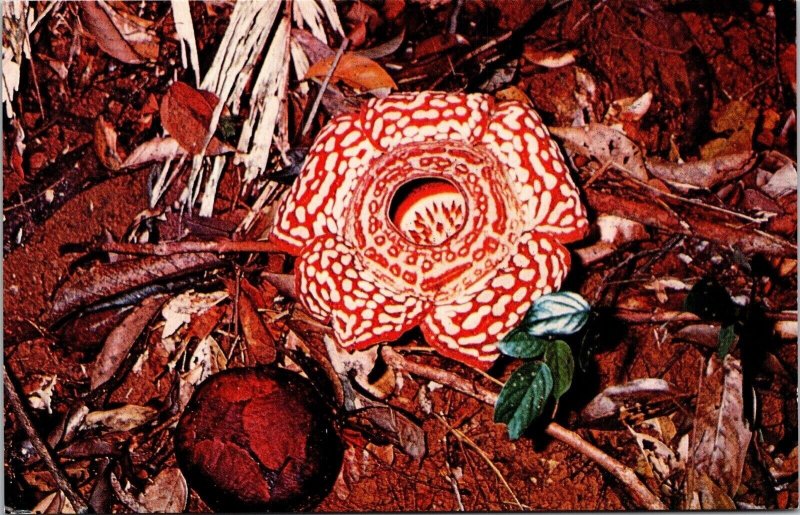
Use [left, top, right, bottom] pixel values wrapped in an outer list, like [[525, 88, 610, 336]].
[[388, 177, 466, 246]]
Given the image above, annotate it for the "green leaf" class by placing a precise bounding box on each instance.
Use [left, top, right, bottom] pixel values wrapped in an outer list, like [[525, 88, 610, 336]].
[[717, 324, 738, 358], [498, 329, 549, 358], [494, 362, 553, 440], [544, 340, 574, 399], [523, 292, 591, 336]]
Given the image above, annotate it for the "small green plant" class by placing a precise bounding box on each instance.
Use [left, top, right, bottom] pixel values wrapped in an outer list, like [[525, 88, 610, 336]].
[[493, 292, 590, 440]]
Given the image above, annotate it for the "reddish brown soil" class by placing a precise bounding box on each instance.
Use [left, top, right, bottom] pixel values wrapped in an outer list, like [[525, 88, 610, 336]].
[[3, 1, 796, 512]]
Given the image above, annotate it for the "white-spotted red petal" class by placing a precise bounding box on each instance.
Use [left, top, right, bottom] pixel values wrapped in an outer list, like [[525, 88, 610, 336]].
[[421, 232, 570, 370], [361, 91, 493, 151], [271, 113, 379, 254], [273, 92, 590, 371], [481, 101, 589, 243], [296, 235, 430, 350]]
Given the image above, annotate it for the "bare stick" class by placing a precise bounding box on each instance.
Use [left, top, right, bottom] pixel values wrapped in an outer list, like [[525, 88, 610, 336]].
[[430, 31, 513, 89], [301, 37, 349, 138], [435, 413, 526, 510], [97, 240, 282, 256], [381, 347, 667, 510], [4, 365, 90, 513]]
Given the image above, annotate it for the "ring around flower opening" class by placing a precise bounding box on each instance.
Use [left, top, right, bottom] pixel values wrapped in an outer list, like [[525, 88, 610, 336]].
[[388, 177, 466, 246], [271, 91, 590, 370]]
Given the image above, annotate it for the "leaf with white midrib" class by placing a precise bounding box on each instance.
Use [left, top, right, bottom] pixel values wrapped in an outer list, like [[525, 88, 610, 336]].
[[688, 354, 752, 504], [524, 292, 590, 336]]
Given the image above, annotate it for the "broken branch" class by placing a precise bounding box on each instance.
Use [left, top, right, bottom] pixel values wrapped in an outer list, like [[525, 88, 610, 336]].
[[4, 365, 90, 513], [381, 347, 668, 510]]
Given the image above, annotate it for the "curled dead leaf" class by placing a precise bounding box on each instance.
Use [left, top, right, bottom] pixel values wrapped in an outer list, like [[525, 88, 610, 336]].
[[160, 81, 233, 155], [687, 354, 752, 506], [524, 47, 577, 68], [80, 0, 159, 64], [582, 378, 681, 424], [121, 137, 184, 169], [550, 123, 649, 181], [306, 52, 397, 92], [93, 116, 125, 170], [90, 295, 166, 390], [83, 404, 158, 432], [138, 467, 188, 513]]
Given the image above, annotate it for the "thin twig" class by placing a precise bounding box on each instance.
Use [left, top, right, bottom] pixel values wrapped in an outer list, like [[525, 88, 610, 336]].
[[448, 0, 464, 34], [97, 240, 282, 256], [301, 37, 349, 138], [435, 414, 526, 510], [4, 365, 90, 513], [429, 31, 513, 89], [381, 347, 667, 510]]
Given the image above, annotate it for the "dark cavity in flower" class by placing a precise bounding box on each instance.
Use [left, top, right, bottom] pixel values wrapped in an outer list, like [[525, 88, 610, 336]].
[[388, 177, 466, 246]]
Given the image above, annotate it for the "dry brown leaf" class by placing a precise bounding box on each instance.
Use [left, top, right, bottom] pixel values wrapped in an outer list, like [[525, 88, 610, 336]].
[[137, 467, 188, 513], [595, 214, 649, 245], [347, 406, 427, 460], [160, 81, 233, 155], [93, 116, 125, 170], [582, 378, 680, 424], [355, 28, 405, 59], [524, 46, 577, 68], [700, 100, 758, 159], [646, 152, 756, 190], [90, 295, 166, 390], [225, 279, 276, 365], [306, 52, 397, 92], [83, 404, 158, 432], [32, 491, 75, 514], [687, 354, 752, 507], [79, 0, 159, 64], [550, 123, 649, 181], [122, 137, 184, 169], [49, 253, 223, 325]]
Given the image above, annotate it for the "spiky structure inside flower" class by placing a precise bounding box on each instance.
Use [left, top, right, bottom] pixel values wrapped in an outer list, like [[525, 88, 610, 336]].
[[271, 92, 589, 370]]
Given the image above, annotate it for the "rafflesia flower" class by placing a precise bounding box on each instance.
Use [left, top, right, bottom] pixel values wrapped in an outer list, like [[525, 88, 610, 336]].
[[271, 92, 589, 370]]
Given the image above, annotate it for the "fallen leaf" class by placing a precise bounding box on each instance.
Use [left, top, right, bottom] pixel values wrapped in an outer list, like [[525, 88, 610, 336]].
[[646, 152, 756, 190], [90, 295, 166, 390], [306, 52, 397, 92], [582, 378, 681, 424], [604, 91, 653, 122], [347, 406, 426, 460], [138, 467, 188, 513], [524, 47, 577, 68], [687, 355, 752, 506], [121, 137, 185, 169], [626, 424, 684, 485], [700, 100, 758, 159], [291, 28, 335, 65], [762, 160, 797, 199], [32, 491, 75, 514], [225, 279, 276, 365], [94, 116, 125, 170], [596, 214, 649, 245], [354, 28, 405, 59], [49, 253, 223, 326], [323, 334, 395, 401], [161, 290, 229, 339], [83, 404, 158, 432], [79, 0, 159, 64], [160, 81, 233, 155], [550, 123, 649, 181]]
